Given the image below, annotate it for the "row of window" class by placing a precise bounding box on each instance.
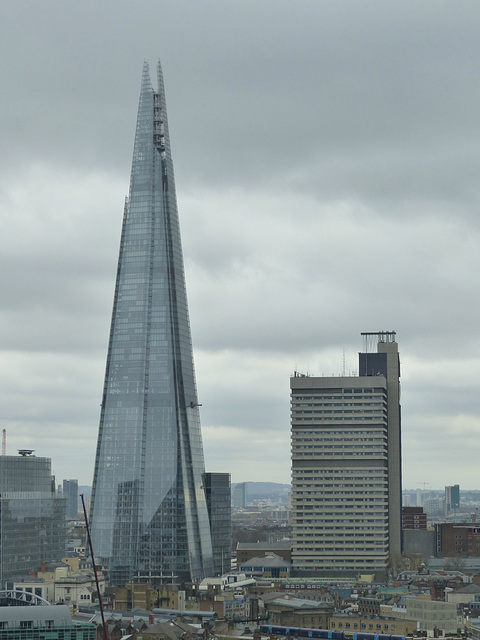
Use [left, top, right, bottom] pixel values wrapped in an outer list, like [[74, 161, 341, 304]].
[[331, 622, 396, 630], [293, 390, 385, 397]]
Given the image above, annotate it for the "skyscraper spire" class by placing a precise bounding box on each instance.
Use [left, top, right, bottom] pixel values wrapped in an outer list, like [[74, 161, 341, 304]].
[[90, 61, 214, 585]]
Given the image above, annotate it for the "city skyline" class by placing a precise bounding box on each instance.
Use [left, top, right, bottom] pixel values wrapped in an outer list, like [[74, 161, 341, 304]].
[[1, 2, 480, 489]]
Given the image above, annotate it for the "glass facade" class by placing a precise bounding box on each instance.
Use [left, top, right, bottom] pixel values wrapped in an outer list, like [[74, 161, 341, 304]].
[[62, 480, 78, 519], [0, 456, 66, 585], [204, 473, 231, 575], [90, 61, 214, 584]]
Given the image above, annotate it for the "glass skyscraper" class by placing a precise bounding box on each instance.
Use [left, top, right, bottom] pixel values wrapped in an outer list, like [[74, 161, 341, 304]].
[[90, 61, 214, 585]]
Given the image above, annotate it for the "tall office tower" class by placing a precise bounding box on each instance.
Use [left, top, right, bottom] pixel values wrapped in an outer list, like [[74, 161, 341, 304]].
[[291, 332, 402, 578], [90, 61, 214, 585], [445, 484, 460, 514], [204, 473, 232, 575], [63, 479, 79, 519], [232, 482, 248, 510], [0, 453, 66, 585]]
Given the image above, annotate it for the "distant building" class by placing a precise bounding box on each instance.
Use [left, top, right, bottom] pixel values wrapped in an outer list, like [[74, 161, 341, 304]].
[[402, 493, 412, 507], [204, 472, 231, 575], [0, 454, 66, 585], [446, 484, 461, 513], [233, 482, 248, 509], [62, 480, 78, 519], [291, 332, 402, 578], [424, 497, 444, 516], [402, 506, 427, 530]]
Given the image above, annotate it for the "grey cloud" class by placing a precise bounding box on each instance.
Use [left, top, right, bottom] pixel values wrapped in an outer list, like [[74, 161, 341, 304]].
[[1, 1, 480, 487]]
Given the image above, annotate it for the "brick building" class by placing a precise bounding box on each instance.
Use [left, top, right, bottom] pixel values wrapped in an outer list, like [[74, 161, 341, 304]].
[[436, 523, 480, 557], [402, 506, 427, 530]]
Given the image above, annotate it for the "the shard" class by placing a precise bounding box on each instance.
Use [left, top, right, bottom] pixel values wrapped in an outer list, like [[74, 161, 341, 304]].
[[90, 61, 214, 585]]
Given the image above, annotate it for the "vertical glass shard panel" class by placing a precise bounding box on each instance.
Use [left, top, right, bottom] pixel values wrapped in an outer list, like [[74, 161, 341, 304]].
[[90, 61, 214, 585]]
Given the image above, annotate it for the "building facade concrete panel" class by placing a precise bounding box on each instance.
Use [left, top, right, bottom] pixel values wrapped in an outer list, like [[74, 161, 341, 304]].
[[291, 333, 401, 578]]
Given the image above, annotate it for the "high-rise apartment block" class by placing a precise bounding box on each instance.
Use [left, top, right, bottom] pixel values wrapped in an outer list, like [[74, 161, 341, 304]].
[[90, 61, 214, 585], [291, 332, 402, 578], [0, 454, 66, 585], [445, 484, 460, 514], [232, 482, 248, 510]]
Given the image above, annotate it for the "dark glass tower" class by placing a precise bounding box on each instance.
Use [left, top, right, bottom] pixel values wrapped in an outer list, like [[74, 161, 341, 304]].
[[90, 61, 214, 585]]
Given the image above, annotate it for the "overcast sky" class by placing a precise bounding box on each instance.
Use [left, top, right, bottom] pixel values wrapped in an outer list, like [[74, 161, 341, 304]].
[[1, 1, 480, 491]]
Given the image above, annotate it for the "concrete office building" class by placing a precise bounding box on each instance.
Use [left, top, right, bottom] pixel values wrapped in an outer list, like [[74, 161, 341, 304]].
[[291, 331, 402, 578], [90, 61, 214, 585], [0, 453, 66, 585]]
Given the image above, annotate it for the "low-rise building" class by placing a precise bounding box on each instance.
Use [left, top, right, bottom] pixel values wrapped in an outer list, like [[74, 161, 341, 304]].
[[240, 554, 290, 580], [263, 595, 333, 628], [236, 541, 291, 565], [466, 617, 480, 640], [437, 522, 480, 557], [197, 572, 254, 620], [402, 506, 427, 530], [54, 574, 96, 609], [136, 619, 199, 640], [113, 582, 185, 611], [329, 614, 417, 637], [13, 565, 104, 612], [405, 595, 462, 634], [0, 602, 95, 639], [447, 583, 480, 605]]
